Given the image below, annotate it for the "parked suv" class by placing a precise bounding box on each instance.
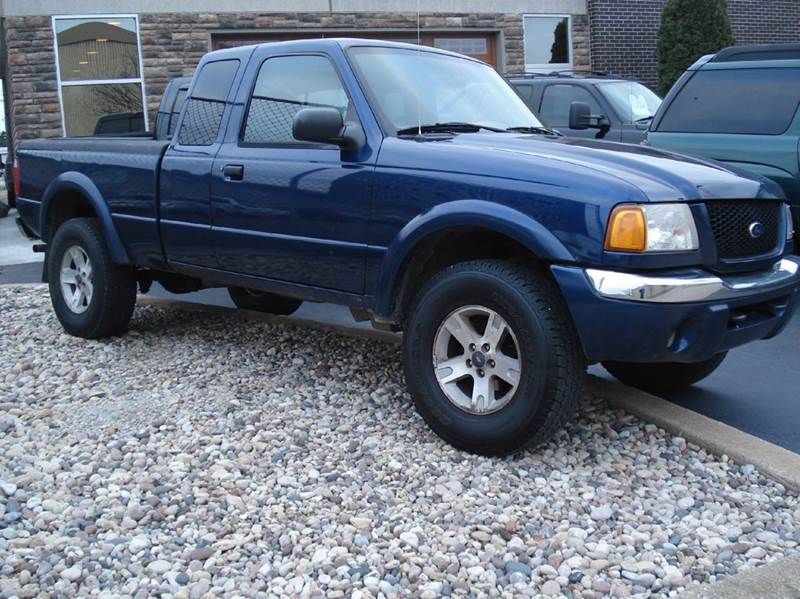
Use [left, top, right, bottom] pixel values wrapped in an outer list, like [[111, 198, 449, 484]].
[[509, 72, 662, 143], [647, 44, 800, 250]]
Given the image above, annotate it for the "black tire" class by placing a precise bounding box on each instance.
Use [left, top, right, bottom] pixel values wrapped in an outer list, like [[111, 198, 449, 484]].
[[227, 287, 302, 316], [602, 353, 727, 393], [0, 200, 8, 218], [403, 260, 586, 456], [47, 217, 137, 339]]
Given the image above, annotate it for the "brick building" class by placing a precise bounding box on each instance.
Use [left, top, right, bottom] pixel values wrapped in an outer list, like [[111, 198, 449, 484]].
[[588, 0, 800, 89], [0, 0, 590, 144], [0, 0, 796, 146]]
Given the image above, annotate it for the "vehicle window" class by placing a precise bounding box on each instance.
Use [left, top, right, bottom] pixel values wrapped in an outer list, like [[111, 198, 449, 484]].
[[178, 59, 239, 146], [94, 113, 144, 135], [657, 68, 800, 135], [242, 55, 350, 145], [512, 83, 534, 104], [168, 88, 189, 136], [348, 46, 542, 132], [539, 84, 603, 127], [596, 82, 661, 123]]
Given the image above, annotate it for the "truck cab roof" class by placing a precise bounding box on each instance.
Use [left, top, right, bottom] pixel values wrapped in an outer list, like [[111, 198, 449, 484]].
[[200, 37, 483, 64]]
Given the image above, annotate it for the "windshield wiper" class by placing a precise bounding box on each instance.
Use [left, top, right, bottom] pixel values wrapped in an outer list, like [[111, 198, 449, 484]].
[[505, 125, 562, 136], [396, 122, 506, 135]]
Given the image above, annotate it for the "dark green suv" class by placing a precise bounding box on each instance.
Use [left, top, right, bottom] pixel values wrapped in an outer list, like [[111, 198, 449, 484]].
[[647, 44, 799, 250]]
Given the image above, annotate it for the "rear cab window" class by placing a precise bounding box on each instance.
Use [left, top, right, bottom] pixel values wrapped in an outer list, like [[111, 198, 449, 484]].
[[178, 59, 240, 146], [656, 67, 800, 135]]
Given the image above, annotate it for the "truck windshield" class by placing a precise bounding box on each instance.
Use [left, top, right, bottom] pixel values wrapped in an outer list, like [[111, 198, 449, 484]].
[[349, 46, 543, 134], [596, 81, 662, 124]]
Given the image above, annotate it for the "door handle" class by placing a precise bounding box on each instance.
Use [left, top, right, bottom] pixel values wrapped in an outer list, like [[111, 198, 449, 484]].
[[222, 164, 244, 180]]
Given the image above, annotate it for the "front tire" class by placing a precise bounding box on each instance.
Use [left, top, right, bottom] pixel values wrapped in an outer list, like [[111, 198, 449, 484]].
[[602, 353, 727, 393], [403, 260, 586, 456], [227, 287, 302, 315], [47, 218, 137, 338]]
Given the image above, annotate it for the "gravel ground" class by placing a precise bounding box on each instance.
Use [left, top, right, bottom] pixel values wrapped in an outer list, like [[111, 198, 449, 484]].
[[1, 285, 799, 599]]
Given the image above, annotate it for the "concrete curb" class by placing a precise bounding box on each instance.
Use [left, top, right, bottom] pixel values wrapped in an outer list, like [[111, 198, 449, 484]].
[[588, 376, 800, 492], [0, 282, 45, 286], [679, 555, 800, 599], [136, 295, 401, 345]]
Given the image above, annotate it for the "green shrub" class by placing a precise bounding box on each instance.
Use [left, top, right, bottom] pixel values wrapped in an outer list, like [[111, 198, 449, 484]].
[[657, 0, 735, 95]]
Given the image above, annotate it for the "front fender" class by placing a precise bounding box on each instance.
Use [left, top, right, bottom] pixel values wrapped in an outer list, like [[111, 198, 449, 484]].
[[40, 172, 129, 264], [373, 199, 575, 316]]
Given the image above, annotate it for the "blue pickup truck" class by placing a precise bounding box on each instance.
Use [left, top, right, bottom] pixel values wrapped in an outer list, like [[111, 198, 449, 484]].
[[14, 39, 800, 455]]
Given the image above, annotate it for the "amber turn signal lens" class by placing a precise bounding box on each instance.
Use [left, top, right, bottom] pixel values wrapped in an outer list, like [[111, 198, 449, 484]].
[[605, 205, 646, 252]]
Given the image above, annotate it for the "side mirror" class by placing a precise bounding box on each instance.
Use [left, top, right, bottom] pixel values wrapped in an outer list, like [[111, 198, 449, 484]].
[[292, 107, 364, 150], [568, 101, 611, 131], [568, 101, 592, 130]]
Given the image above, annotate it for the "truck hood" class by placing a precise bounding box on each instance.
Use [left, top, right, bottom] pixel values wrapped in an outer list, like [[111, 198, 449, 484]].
[[387, 133, 784, 203]]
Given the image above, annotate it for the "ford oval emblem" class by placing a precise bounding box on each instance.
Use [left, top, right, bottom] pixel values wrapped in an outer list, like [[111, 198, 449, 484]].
[[748, 222, 765, 239]]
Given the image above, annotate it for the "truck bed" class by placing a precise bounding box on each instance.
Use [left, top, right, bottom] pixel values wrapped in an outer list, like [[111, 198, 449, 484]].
[[17, 136, 170, 267]]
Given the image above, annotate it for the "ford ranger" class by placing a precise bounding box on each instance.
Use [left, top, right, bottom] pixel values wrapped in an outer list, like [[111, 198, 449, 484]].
[[14, 39, 800, 456]]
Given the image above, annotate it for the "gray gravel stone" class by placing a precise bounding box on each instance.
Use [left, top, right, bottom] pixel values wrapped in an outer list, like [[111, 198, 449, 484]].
[[0, 286, 798, 598], [590, 504, 613, 521], [506, 560, 532, 576]]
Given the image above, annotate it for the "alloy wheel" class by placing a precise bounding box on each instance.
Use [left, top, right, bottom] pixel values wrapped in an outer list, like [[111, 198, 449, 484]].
[[432, 305, 522, 415], [60, 245, 94, 314]]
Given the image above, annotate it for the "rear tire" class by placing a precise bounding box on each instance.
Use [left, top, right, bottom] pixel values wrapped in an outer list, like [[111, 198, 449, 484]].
[[0, 201, 8, 218], [227, 287, 302, 315], [403, 260, 586, 456], [602, 353, 727, 393], [47, 217, 137, 338]]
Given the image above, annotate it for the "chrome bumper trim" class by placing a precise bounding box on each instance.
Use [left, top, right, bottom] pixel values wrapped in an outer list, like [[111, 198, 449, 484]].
[[586, 257, 800, 303]]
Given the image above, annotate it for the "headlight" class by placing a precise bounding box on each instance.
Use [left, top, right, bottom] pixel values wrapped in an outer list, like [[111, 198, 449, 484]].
[[787, 204, 795, 242], [605, 203, 699, 252]]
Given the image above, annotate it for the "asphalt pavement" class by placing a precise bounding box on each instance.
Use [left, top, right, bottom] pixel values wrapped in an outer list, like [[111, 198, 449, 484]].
[[1, 210, 798, 452]]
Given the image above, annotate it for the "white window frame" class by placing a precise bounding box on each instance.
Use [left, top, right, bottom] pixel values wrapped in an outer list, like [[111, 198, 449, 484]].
[[523, 14, 573, 74], [52, 14, 148, 136]]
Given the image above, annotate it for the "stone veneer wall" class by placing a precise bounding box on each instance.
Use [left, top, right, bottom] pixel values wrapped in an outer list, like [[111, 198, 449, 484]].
[[4, 11, 590, 145], [588, 0, 800, 90]]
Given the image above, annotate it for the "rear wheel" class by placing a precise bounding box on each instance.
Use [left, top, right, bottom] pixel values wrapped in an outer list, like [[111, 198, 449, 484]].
[[227, 287, 302, 316], [48, 217, 137, 338], [403, 260, 586, 456], [602, 353, 727, 393]]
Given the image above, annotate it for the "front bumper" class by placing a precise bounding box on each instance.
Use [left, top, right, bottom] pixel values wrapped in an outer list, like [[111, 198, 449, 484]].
[[552, 256, 800, 364]]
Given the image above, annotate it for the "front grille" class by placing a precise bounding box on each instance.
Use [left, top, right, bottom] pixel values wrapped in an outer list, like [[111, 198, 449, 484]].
[[706, 201, 781, 260]]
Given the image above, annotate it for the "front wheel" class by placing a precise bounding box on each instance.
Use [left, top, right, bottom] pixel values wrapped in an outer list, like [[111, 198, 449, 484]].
[[227, 287, 302, 315], [47, 217, 137, 338], [403, 260, 586, 456], [602, 353, 727, 393]]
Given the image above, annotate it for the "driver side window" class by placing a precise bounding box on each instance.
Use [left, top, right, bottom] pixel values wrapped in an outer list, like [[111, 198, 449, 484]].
[[242, 55, 351, 145], [539, 84, 603, 128]]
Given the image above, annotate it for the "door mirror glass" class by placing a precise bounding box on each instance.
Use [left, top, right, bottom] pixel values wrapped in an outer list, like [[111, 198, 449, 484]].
[[293, 107, 344, 143], [569, 101, 610, 131], [293, 107, 365, 150], [569, 101, 592, 129]]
